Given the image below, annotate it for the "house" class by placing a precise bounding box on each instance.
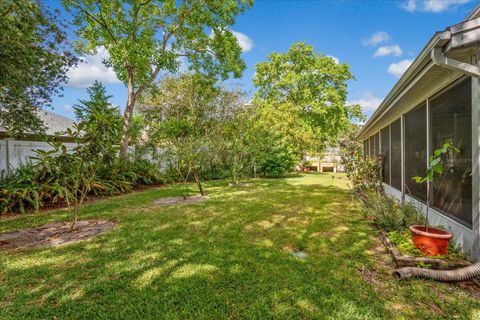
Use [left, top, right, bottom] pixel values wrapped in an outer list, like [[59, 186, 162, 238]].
[[0, 110, 75, 172], [304, 147, 344, 172], [357, 5, 480, 261]]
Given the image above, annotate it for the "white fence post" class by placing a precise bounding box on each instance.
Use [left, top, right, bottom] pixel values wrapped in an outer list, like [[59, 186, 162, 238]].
[[5, 138, 14, 173]]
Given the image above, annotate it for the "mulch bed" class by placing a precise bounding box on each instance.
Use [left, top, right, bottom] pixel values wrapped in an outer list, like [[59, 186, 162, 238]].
[[154, 195, 208, 206], [0, 219, 117, 250], [380, 231, 471, 269]]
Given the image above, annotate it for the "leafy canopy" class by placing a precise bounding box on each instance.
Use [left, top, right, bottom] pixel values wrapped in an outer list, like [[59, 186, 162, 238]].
[[253, 42, 364, 155], [63, 0, 252, 90], [140, 74, 221, 195], [0, 0, 76, 136], [63, 0, 253, 159]]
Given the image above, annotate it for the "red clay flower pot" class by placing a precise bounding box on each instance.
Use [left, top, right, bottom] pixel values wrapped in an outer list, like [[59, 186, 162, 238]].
[[409, 225, 453, 256]]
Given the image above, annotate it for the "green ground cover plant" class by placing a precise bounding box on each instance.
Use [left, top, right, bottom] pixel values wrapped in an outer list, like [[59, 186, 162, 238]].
[[388, 230, 466, 261]]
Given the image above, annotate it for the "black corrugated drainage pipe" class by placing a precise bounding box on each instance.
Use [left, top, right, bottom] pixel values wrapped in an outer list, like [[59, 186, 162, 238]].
[[395, 264, 480, 282]]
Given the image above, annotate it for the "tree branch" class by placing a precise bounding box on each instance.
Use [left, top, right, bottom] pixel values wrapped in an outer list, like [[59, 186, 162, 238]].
[[94, 1, 118, 45], [65, 0, 118, 45]]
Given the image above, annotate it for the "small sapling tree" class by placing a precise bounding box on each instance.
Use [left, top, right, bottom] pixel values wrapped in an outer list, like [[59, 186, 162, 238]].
[[412, 141, 459, 232], [140, 74, 219, 197]]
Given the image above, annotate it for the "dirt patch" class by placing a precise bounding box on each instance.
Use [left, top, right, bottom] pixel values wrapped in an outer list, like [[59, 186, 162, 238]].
[[0, 219, 116, 250], [154, 195, 208, 206]]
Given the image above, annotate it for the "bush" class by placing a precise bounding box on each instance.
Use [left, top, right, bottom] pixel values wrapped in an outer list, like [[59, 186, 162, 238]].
[[256, 137, 297, 178], [364, 193, 423, 231], [0, 154, 164, 215], [339, 133, 423, 231], [0, 164, 43, 214]]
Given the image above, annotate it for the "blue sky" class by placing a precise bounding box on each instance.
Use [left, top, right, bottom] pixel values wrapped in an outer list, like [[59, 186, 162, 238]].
[[45, 0, 477, 120]]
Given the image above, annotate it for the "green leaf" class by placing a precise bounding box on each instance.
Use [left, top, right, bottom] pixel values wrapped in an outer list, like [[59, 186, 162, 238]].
[[430, 157, 441, 167]]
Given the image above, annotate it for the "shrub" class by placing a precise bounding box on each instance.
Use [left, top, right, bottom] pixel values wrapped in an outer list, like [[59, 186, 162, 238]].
[[0, 164, 42, 214], [340, 133, 423, 231], [364, 193, 423, 231], [256, 137, 298, 178]]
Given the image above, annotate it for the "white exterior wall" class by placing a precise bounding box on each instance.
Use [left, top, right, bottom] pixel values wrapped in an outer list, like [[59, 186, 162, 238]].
[[383, 183, 476, 260]]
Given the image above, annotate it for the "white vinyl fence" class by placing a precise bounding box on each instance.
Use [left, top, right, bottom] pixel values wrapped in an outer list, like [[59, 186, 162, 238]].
[[0, 138, 77, 174], [0, 138, 165, 175]]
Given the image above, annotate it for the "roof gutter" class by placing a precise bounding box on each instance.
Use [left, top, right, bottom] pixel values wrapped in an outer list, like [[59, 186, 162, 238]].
[[431, 46, 480, 78], [432, 17, 480, 78], [356, 33, 446, 139], [358, 18, 480, 139]]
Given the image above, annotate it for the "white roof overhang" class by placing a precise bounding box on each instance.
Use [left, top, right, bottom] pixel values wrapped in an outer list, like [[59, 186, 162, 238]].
[[357, 15, 480, 140]]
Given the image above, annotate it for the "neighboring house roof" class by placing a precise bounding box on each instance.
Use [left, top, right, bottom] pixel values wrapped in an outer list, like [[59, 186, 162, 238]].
[[357, 5, 480, 140], [0, 109, 75, 138], [36, 109, 75, 136]]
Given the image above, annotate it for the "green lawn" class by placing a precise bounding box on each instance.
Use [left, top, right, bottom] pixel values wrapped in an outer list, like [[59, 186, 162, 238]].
[[0, 174, 479, 319]]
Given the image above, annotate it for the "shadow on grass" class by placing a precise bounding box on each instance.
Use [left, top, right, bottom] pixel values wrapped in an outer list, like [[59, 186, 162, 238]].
[[0, 175, 479, 319]]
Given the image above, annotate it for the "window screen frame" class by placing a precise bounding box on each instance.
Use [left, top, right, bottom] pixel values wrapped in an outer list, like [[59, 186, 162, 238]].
[[404, 103, 428, 202], [390, 118, 402, 190], [380, 126, 390, 185], [428, 77, 473, 228]]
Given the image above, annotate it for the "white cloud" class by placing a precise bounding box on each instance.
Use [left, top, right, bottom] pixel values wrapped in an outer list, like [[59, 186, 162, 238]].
[[401, 0, 470, 13], [327, 55, 340, 64], [231, 30, 254, 52], [349, 93, 383, 113], [374, 45, 403, 57], [402, 0, 418, 11], [66, 46, 121, 88], [63, 104, 74, 113], [362, 31, 390, 46], [388, 59, 413, 77]]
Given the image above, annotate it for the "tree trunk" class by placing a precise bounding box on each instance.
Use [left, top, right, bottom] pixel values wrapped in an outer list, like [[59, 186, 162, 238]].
[[119, 71, 136, 161], [70, 203, 79, 232], [193, 170, 205, 196]]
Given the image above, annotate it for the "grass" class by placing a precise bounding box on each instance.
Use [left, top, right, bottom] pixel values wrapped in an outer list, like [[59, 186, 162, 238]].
[[0, 173, 479, 319]]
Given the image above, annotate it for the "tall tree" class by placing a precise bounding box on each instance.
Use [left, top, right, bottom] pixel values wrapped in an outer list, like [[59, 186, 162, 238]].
[[0, 0, 76, 136], [63, 0, 253, 160], [253, 42, 364, 158]]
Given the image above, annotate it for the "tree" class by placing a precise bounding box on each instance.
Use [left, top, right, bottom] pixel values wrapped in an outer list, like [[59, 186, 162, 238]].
[[140, 74, 219, 197], [63, 0, 253, 160], [212, 89, 252, 184], [253, 42, 364, 158], [32, 81, 126, 230], [0, 0, 76, 136], [73, 80, 123, 164]]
